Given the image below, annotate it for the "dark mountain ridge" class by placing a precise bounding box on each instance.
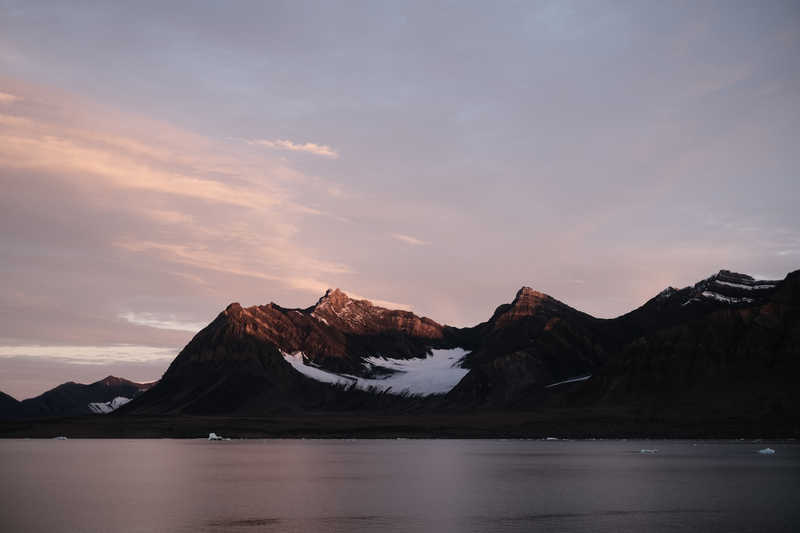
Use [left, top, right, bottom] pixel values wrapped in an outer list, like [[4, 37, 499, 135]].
[[577, 270, 800, 422], [4, 269, 796, 434], [117, 269, 794, 418], [2, 376, 154, 418]]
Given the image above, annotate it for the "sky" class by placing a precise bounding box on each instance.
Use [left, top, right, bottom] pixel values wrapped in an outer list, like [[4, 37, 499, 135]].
[[1, 1, 799, 399]]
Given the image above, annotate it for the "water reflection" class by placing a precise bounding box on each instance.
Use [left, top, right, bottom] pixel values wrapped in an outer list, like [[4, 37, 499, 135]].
[[0, 439, 797, 532]]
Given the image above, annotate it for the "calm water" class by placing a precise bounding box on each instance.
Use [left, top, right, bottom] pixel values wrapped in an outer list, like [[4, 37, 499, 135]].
[[0, 439, 798, 532]]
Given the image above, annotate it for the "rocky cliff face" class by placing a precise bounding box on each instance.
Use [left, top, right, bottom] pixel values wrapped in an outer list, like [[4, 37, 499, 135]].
[[311, 289, 444, 339]]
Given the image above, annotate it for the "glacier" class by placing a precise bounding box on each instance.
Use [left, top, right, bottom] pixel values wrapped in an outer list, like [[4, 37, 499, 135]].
[[282, 348, 469, 395]]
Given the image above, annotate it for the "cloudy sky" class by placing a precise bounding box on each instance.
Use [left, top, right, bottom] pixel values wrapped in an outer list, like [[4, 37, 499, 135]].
[[1, 1, 799, 398]]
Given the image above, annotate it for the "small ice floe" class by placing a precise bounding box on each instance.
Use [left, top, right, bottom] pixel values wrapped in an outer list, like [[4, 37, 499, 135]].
[[53, 436, 68, 440], [639, 449, 659, 454], [758, 448, 776, 455], [208, 432, 224, 441]]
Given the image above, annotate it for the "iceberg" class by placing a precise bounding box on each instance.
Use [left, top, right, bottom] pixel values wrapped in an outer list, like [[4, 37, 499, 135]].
[[53, 436, 68, 440], [639, 449, 659, 454], [758, 448, 776, 455], [208, 432, 228, 441]]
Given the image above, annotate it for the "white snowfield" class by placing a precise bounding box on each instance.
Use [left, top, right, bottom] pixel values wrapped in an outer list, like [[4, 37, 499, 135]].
[[282, 348, 469, 396], [88, 396, 131, 414]]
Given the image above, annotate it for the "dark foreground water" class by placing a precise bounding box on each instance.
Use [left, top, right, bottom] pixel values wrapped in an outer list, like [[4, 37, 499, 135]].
[[0, 439, 797, 532]]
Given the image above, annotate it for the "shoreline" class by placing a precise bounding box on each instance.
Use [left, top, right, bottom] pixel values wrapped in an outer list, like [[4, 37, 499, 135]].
[[2, 410, 798, 439]]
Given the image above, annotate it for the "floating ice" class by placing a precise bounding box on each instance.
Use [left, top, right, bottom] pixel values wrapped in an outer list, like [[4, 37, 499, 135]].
[[53, 436, 68, 440], [758, 448, 776, 455], [639, 449, 659, 454], [208, 432, 224, 441]]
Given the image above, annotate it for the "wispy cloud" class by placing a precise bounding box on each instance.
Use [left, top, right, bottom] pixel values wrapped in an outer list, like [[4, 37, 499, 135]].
[[0, 81, 419, 364], [391, 233, 431, 246], [0, 91, 20, 104], [248, 138, 339, 158], [0, 125, 280, 208], [0, 345, 176, 364], [119, 312, 207, 333]]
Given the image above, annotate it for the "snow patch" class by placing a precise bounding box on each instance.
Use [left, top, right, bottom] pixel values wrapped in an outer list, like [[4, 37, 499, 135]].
[[88, 396, 131, 414], [282, 348, 470, 395], [684, 291, 756, 306], [700, 291, 754, 304], [545, 374, 592, 388], [656, 287, 676, 300], [714, 280, 776, 291]]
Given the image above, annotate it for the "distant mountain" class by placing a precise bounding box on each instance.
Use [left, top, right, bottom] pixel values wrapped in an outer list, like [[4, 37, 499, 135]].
[[4, 376, 154, 418]]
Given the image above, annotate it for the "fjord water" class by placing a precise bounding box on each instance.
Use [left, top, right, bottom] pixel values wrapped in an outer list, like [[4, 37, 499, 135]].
[[1, 440, 797, 532]]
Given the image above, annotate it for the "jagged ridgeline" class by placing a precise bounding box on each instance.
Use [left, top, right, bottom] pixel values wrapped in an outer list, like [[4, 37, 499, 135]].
[[2, 269, 798, 426], [110, 269, 799, 421]]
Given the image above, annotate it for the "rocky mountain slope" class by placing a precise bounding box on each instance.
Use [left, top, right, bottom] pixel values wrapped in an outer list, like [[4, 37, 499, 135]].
[[577, 270, 800, 424], [121, 292, 460, 415], [0, 390, 20, 419], [449, 270, 786, 408], [446, 287, 617, 407]]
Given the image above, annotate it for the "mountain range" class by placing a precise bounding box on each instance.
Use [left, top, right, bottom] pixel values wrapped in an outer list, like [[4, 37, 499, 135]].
[[2, 269, 798, 434], [0, 376, 152, 418]]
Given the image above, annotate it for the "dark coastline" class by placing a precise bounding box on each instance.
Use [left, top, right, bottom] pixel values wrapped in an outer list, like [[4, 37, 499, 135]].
[[2, 409, 797, 439]]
